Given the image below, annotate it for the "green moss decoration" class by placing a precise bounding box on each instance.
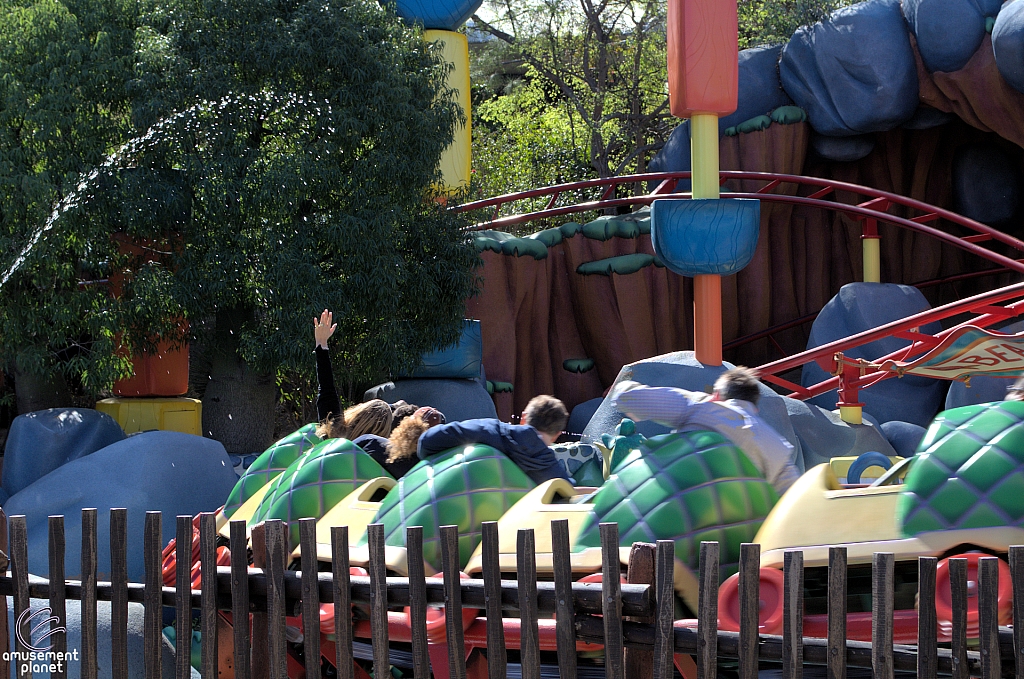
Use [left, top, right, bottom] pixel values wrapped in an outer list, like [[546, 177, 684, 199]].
[[562, 358, 595, 373], [500, 238, 548, 259], [528, 228, 563, 247], [737, 115, 772, 134], [577, 253, 657, 276], [723, 126, 738, 136], [770, 106, 807, 125], [559, 221, 584, 238]]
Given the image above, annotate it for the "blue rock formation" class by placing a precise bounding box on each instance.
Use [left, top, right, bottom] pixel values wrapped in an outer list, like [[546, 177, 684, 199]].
[[880, 420, 928, 457], [800, 283, 948, 427], [952, 142, 1022, 225], [811, 133, 876, 161], [3, 431, 237, 581], [993, 0, 1024, 94], [780, 0, 919, 136], [646, 121, 691, 193], [719, 46, 794, 133], [364, 378, 498, 422], [903, 0, 1002, 72], [2, 408, 125, 499]]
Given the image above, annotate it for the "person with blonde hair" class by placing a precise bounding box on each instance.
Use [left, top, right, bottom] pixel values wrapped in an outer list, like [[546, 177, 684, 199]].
[[316, 399, 394, 440], [373, 407, 446, 478]]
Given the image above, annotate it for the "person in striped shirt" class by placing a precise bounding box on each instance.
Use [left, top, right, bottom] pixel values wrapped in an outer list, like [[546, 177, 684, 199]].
[[611, 367, 801, 493]]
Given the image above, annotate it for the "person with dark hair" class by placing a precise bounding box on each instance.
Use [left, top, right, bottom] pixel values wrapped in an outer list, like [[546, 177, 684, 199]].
[[611, 367, 801, 493], [416, 395, 573, 484]]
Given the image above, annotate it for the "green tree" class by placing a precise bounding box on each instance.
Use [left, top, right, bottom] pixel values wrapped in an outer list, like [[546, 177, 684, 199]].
[[123, 0, 479, 451], [0, 0, 180, 413], [1, 0, 479, 452], [472, 70, 593, 202], [471, 0, 672, 179], [737, 0, 853, 49]]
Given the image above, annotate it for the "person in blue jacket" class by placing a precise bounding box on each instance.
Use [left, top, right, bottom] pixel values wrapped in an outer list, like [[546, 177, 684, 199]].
[[416, 395, 573, 484]]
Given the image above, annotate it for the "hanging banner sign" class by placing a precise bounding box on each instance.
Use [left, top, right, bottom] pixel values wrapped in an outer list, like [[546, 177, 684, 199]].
[[879, 326, 1024, 381]]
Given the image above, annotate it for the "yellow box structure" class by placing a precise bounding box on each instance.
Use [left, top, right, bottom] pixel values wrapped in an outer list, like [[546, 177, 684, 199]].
[[424, 30, 471, 193], [96, 397, 203, 436]]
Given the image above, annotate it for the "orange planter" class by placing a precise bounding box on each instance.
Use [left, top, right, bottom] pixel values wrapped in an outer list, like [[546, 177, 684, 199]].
[[667, 0, 738, 117], [109, 234, 189, 397], [113, 338, 189, 397]]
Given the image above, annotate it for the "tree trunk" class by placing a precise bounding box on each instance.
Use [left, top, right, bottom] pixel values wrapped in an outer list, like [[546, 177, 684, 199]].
[[201, 307, 276, 454], [12, 365, 72, 415]]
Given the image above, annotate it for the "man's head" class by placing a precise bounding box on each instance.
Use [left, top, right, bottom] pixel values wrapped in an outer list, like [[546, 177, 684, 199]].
[[713, 367, 762, 406], [521, 395, 569, 446], [1007, 377, 1024, 402]]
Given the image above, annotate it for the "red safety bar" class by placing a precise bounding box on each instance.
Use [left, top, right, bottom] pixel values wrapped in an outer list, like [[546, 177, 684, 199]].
[[757, 281, 1024, 400]]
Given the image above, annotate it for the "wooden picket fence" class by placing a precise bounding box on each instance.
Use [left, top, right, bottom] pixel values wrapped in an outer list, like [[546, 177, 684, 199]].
[[0, 508, 1019, 679]]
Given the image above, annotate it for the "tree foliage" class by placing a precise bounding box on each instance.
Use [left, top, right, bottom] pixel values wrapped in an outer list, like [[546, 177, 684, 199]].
[[1, 0, 480, 409], [468, 0, 854, 194], [472, 67, 593, 199], [0, 0, 178, 391], [737, 0, 853, 49], [471, 0, 672, 179], [130, 0, 480, 386]]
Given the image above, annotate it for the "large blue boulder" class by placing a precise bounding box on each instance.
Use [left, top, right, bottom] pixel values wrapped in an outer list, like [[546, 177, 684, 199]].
[[2, 409, 125, 499], [880, 420, 927, 457], [780, 0, 919, 136], [566, 397, 603, 440], [952, 142, 1022, 225], [811, 133, 876, 161], [903, 0, 1002, 73], [903, 105, 957, 129], [993, 0, 1024, 94], [3, 431, 237, 581], [364, 378, 497, 422], [719, 46, 794, 133], [784, 397, 896, 469], [646, 121, 691, 193], [800, 283, 948, 427]]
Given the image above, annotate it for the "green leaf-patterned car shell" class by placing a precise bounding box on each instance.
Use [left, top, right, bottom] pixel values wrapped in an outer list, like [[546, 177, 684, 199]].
[[250, 437, 390, 548], [898, 400, 1024, 535], [574, 430, 778, 583], [363, 444, 536, 571], [223, 423, 321, 518]]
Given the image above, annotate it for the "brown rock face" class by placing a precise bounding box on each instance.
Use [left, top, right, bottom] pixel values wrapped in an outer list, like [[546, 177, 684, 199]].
[[470, 40, 1024, 422]]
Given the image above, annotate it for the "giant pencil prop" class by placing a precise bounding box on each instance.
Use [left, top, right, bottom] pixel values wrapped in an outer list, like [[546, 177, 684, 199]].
[[652, 0, 760, 365]]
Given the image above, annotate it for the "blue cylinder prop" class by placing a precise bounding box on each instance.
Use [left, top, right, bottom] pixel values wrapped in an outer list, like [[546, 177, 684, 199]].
[[391, 0, 483, 31], [651, 198, 761, 276]]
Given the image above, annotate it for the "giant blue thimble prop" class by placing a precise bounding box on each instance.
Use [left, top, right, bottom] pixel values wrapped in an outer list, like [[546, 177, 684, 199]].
[[651, 198, 761, 275], [392, 0, 482, 30]]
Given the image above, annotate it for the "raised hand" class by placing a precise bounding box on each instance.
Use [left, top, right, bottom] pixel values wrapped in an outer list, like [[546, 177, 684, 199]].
[[314, 308, 338, 349]]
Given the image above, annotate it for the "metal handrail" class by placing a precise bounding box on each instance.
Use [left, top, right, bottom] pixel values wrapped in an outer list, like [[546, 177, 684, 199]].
[[461, 171, 1024, 402]]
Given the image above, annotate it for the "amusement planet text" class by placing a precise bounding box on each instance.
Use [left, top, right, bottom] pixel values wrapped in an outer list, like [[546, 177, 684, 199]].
[[3, 607, 79, 675]]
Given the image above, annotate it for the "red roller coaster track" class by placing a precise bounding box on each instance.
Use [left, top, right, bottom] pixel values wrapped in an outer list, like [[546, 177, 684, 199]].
[[458, 171, 1024, 402]]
